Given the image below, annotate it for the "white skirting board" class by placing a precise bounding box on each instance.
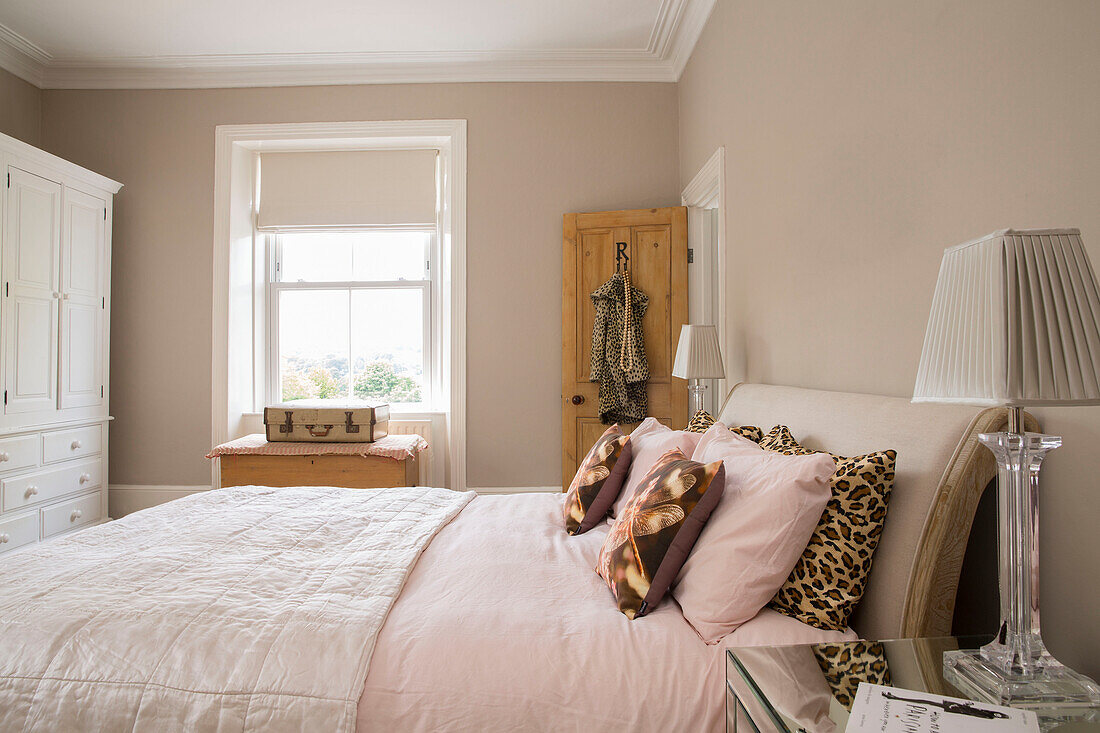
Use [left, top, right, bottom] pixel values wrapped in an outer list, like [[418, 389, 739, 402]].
[[109, 485, 211, 518], [109, 484, 558, 517], [470, 486, 560, 495]]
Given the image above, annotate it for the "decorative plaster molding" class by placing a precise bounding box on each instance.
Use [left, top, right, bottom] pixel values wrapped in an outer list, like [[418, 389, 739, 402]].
[[0, 0, 716, 89]]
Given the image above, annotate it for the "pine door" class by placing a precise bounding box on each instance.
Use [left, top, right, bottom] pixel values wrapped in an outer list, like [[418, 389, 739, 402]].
[[3, 167, 61, 415], [59, 186, 106, 409], [561, 207, 688, 490]]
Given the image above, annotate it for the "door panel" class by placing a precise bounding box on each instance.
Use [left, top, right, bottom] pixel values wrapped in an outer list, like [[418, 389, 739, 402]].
[[575, 226, 629, 382], [60, 302, 102, 408], [59, 187, 106, 409], [631, 225, 672, 381], [4, 168, 61, 415], [562, 207, 688, 489], [9, 172, 60, 292], [9, 297, 57, 405], [61, 188, 105, 299]]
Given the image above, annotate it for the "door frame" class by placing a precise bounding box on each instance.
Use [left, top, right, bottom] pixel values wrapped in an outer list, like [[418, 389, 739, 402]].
[[681, 147, 729, 413]]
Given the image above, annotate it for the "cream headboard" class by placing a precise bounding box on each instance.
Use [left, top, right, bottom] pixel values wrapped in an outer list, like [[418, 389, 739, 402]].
[[718, 383, 1027, 640]]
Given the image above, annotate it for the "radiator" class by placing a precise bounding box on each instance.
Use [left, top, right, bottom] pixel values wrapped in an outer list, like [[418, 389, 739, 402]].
[[388, 420, 433, 486]]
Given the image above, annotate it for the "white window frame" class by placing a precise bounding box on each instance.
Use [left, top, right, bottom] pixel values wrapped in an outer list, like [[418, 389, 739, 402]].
[[213, 120, 467, 491], [264, 226, 438, 410]]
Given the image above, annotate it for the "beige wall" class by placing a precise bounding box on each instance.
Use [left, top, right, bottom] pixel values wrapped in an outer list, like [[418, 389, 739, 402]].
[[679, 0, 1100, 677], [0, 67, 41, 145], [39, 82, 680, 489]]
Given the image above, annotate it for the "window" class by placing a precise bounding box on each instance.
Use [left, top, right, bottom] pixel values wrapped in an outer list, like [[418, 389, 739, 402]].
[[268, 228, 434, 408]]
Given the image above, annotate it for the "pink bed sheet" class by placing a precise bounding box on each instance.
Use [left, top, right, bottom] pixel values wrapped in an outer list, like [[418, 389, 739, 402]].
[[355, 492, 855, 732]]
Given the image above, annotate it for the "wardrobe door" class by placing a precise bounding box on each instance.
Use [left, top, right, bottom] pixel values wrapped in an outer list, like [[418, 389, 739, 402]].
[[59, 186, 106, 409], [3, 167, 61, 415]]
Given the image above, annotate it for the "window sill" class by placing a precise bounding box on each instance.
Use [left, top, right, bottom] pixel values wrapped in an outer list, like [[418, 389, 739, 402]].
[[241, 409, 447, 418]]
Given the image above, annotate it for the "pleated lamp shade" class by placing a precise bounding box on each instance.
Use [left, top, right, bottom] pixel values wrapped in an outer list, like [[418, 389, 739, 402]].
[[672, 325, 726, 380], [913, 228, 1100, 406]]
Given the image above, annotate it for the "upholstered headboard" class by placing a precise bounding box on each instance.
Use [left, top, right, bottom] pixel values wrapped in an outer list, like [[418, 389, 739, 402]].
[[718, 383, 1029, 640]]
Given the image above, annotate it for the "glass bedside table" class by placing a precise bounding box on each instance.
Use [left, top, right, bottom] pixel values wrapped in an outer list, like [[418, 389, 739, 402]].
[[726, 636, 1100, 732]]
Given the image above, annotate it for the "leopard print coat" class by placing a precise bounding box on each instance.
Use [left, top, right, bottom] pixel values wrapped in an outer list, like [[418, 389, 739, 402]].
[[589, 273, 649, 424]]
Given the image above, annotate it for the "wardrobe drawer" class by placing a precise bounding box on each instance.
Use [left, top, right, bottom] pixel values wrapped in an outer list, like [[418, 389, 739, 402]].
[[0, 435, 39, 475], [2, 459, 102, 512], [42, 425, 102, 464], [0, 511, 39, 553], [41, 491, 101, 539]]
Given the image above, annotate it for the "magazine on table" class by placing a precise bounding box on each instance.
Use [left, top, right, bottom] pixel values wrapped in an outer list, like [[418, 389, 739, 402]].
[[847, 683, 1039, 733]]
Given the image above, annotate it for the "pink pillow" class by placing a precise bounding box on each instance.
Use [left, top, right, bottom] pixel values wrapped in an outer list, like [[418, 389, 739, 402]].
[[724, 607, 858, 648], [611, 418, 702, 517], [673, 422, 834, 642]]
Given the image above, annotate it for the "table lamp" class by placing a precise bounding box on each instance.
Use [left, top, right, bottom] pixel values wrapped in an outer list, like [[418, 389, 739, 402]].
[[913, 228, 1100, 710], [673, 324, 725, 416]]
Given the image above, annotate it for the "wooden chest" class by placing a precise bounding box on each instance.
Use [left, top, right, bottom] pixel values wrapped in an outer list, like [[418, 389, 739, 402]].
[[219, 453, 418, 489]]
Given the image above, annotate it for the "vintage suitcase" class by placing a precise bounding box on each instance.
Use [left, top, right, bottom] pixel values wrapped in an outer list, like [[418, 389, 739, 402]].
[[263, 400, 390, 443]]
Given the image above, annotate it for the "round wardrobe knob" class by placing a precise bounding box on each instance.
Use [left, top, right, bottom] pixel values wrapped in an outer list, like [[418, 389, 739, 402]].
[[0, 533, 9, 544], [25, 485, 38, 497], [70, 510, 83, 522], [79, 473, 91, 484], [0, 452, 8, 462], [71, 440, 82, 450], [571, 395, 585, 406]]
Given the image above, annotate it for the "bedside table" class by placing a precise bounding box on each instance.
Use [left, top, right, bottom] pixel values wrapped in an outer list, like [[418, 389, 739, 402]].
[[726, 636, 1100, 732]]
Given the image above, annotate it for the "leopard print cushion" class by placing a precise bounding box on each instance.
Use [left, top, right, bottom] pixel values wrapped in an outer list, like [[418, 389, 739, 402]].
[[760, 425, 897, 631], [685, 409, 764, 443], [812, 641, 891, 710]]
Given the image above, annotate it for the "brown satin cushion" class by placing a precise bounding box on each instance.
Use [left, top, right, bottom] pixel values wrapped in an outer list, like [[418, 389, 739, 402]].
[[596, 448, 724, 619], [760, 425, 897, 630], [686, 409, 764, 442], [563, 424, 632, 535]]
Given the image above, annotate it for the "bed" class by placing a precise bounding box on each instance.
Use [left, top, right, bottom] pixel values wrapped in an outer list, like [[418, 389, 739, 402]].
[[0, 383, 1013, 732]]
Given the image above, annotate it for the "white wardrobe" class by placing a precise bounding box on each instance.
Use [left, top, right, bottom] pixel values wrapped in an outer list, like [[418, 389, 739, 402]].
[[0, 131, 120, 554]]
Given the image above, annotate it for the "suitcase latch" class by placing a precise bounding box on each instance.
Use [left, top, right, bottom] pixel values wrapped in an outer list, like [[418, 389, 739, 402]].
[[280, 411, 293, 434], [345, 411, 360, 434]]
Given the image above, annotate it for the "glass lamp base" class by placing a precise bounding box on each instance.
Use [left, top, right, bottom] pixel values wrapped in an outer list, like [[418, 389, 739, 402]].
[[944, 647, 1100, 712]]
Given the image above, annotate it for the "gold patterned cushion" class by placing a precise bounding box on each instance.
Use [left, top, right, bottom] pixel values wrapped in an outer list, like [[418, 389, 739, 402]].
[[812, 641, 891, 710], [686, 409, 764, 442], [563, 424, 631, 535], [760, 426, 897, 630], [596, 448, 724, 619]]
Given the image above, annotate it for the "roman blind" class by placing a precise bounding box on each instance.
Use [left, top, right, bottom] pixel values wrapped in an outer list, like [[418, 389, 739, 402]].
[[257, 149, 437, 228]]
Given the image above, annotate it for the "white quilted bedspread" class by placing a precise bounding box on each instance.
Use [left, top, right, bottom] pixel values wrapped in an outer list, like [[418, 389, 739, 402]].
[[0, 485, 473, 732]]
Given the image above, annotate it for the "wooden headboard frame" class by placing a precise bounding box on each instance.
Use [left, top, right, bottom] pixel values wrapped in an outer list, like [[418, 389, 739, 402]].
[[717, 382, 1036, 639], [900, 407, 1037, 637]]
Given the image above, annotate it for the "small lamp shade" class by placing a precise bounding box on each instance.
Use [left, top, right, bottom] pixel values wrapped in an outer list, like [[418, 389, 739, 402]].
[[913, 228, 1100, 406], [673, 325, 726, 380]]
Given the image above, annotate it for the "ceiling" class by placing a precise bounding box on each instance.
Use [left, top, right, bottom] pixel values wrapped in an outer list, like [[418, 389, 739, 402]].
[[0, 0, 715, 89]]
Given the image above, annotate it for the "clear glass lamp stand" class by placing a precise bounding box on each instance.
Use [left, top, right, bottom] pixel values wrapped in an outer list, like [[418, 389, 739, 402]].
[[944, 407, 1100, 717], [688, 380, 707, 417]]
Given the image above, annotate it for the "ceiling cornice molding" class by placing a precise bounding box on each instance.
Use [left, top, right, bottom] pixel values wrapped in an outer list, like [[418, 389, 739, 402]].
[[663, 0, 717, 76], [0, 0, 716, 90], [0, 23, 49, 87], [40, 49, 677, 89]]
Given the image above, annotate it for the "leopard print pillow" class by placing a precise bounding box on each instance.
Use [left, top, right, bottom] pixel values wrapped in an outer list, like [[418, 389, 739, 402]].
[[760, 425, 896, 631], [686, 409, 764, 443], [812, 641, 891, 710]]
